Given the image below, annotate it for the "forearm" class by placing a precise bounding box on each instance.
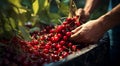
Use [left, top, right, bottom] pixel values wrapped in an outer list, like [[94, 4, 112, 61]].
[[84, 0, 101, 14], [98, 4, 120, 31]]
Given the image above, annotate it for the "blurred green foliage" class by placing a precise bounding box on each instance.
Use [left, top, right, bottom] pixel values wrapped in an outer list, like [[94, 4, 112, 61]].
[[0, 0, 109, 40]]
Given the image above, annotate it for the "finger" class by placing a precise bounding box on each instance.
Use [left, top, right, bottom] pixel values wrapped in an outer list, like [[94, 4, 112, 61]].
[[71, 28, 83, 40], [71, 24, 84, 35], [70, 33, 80, 41], [71, 26, 82, 34], [75, 9, 85, 23], [74, 33, 84, 43], [75, 8, 83, 16]]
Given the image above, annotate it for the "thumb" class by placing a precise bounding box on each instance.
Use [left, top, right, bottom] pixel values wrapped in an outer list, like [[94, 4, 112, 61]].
[[75, 8, 84, 16]]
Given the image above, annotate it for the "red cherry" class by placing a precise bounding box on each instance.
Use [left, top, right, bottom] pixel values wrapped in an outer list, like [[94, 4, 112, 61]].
[[48, 33, 54, 37], [63, 36, 68, 41], [74, 15, 79, 19], [45, 44, 51, 49], [51, 37, 55, 42], [40, 41, 45, 46], [53, 54, 59, 61], [46, 41, 52, 45], [46, 26, 50, 30], [54, 36, 59, 42], [30, 40, 38, 45], [75, 22, 81, 26], [43, 49, 49, 53], [32, 40, 39, 45], [66, 32, 72, 37], [33, 45, 39, 50], [62, 52, 68, 58], [63, 21, 68, 25], [40, 36, 45, 40], [49, 29, 55, 33], [59, 40, 65, 45], [58, 48, 63, 52], [43, 29, 47, 33], [72, 45, 77, 51], [66, 18, 72, 23], [62, 46, 67, 50], [61, 29, 66, 34], [56, 25, 63, 32], [68, 42, 72, 47], [53, 51, 58, 54], [57, 33, 62, 38], [52, 43, 57, 48], [56, 44, 61, 48]]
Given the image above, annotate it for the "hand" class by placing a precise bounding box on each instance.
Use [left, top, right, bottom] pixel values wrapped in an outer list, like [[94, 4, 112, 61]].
[[70, 19, 106, 44], [75, 8, 90, 23]]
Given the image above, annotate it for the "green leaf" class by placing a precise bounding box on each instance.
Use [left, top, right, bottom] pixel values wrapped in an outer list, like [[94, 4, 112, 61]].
[[19, 26, 31, 41], [8, 0, 22, 7], [32, 0, 39, 15], [29, 27, 40, 33], [38, 0, 46, 12], [58, 4, 69, 17], [48, 13, 61, 24]]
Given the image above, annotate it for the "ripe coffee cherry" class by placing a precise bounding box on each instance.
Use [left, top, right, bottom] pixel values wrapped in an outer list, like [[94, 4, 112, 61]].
[[40, 41, 45, 46], [46, 41, 52, 45], [52, 43, 57, 48], [62, 46, 67, 50], [53, 51, 58, 54], [56, 25, 64, 32], [43, 49, 49, 53], [45, 44, 51, 49], [40, 36, 45, 40], [11, 16, 83, 66], [62, 52, 68, 58], [75, 22, 81, 26], [72, 45, 77, 51], [56, 44, 62, 48], [49, 29, 55, 33], [63, 21, 68, 25], [32, 40, 39, 45], [51, 54, 59, 61], [66, 32, 72, 37], [51, 36, 59, 43], [61, 29, 66, 34], [57, 33, 62, 38], [54, 36, 59, 42], [59, 40, 65, 45], [58, 48, 63, 52], [68, 42, 72, 47], [63, 36, 68, 41], [66, 18, 72, 23]]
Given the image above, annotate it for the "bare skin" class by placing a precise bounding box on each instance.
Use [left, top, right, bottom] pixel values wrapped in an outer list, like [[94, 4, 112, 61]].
[[70, 4, 120, 44], [75, 0, 101, 23]]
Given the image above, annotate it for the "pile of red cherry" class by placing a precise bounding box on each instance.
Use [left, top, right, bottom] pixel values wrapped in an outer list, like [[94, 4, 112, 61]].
[[0, 16, 88, 66]]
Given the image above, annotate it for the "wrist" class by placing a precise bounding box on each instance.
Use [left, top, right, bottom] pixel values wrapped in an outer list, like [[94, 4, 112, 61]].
[[96, 14, 111, 32], [83, 8, 91, 16], [97, 4, 120, 31]]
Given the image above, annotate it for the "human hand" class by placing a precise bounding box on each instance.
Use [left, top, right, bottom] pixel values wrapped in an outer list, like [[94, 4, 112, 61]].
[[70, 19, 106, 44], [75, 8, 90, 23]]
